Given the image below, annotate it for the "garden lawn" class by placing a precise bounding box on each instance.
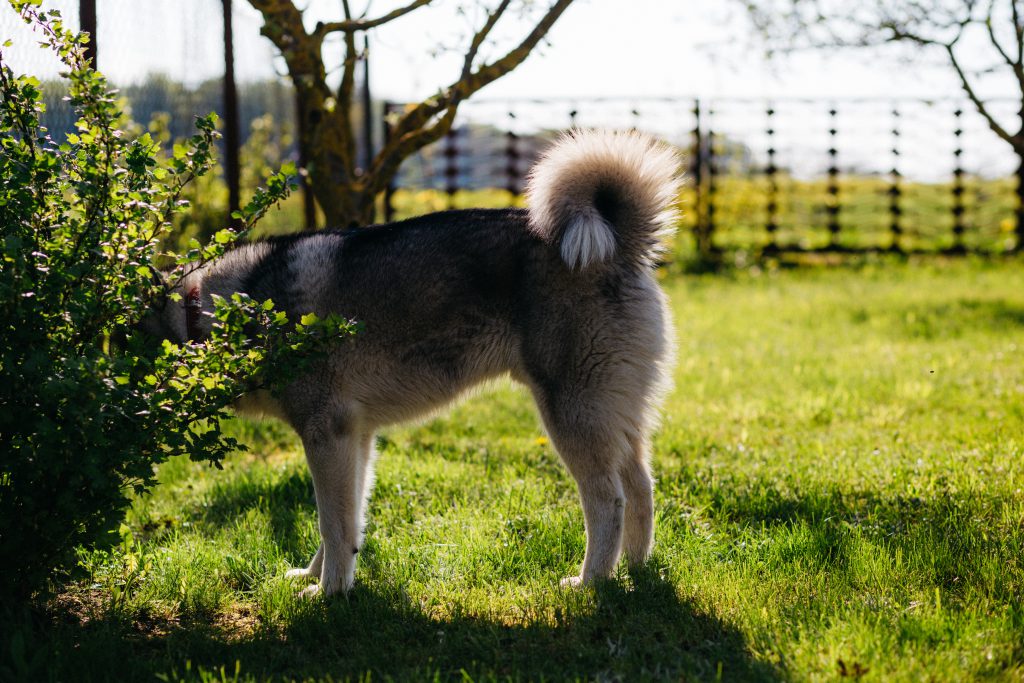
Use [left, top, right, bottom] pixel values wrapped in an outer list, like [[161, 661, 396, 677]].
[[14, 257, 1024, 682]]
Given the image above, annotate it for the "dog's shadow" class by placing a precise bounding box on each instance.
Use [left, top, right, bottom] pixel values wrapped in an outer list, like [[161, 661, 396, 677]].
[[107, 566, 780, 682], [272, 568, 781, 681], [43, 465, 784, 682], [182, 472, 782, 681]]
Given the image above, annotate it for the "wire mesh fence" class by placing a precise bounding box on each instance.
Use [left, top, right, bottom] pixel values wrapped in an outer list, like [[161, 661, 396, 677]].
[[3, 2, 1020, 258], [385, 97, 1021, 257]]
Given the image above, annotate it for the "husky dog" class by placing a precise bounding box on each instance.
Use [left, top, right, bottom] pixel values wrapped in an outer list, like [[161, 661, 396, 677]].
[[147, 130, 680, 596]]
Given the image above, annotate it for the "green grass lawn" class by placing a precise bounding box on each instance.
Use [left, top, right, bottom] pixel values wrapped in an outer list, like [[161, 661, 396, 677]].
[[13, 258, 1024, 682]]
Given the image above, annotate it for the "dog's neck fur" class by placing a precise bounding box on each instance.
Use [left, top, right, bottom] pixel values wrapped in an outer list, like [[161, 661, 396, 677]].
[[168, 242, 272, 343]]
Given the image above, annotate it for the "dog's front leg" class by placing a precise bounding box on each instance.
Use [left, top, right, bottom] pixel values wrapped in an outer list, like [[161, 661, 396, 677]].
[[295, 425, 374, 598], [284, 541, 323, 581]]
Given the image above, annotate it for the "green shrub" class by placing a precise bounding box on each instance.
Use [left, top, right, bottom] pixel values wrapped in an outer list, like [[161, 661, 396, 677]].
[[0, 1, 354, 602]]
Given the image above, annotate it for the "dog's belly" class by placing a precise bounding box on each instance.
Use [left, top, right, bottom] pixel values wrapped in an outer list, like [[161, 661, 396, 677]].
[[338, 325, 519, 428], [233, 389, 289, 420]]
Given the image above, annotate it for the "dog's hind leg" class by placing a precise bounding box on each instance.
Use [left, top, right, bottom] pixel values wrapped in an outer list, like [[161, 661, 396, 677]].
[[559, 440, 626, 587], [620, 438, 655, 568], [295, 419, 374, 597], [534, 397, 628, 587], [566, 460, 626, 587]]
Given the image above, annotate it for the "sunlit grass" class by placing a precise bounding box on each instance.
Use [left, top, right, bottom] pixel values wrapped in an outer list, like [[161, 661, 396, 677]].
[[14, 257, 1024, 682]]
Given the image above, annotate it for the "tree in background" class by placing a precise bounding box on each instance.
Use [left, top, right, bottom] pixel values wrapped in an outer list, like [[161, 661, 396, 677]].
[[248, 0, 575, 228], [739, 0, 1024, 249]]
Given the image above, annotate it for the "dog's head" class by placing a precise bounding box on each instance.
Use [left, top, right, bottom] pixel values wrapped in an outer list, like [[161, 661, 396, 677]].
[[134, 269, 193, 348]]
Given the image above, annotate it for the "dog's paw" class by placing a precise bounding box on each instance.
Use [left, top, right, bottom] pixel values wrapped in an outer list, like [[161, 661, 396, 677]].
[[559, 575, 584, 589], [285, 567, 314, 580], [296, 575, 352, 599], [298, 583, 323, 600]]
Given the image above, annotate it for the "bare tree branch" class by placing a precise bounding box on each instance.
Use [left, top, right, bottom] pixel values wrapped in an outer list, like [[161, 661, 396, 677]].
[[374, 0, 574, 190], [945, 38, 1020, 147], [878, 6, 1021, 149], [985, 0, 1020, 72], [1012, 0, 1024, 65], [248, 0, 330, 99], [249, 0, 576, 226], [461, 0, 513, 82], [315, 0, 434, 37]]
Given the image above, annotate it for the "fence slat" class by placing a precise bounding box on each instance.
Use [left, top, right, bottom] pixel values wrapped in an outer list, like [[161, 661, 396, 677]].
[[889, 106, 903, 253], [765, 104, 778, 254], [222, 0, 241, 226], [826, 106, 841, 248]]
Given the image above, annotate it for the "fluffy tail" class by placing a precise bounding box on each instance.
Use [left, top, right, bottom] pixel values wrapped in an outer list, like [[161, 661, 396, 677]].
[[526, 129, 681, 270]]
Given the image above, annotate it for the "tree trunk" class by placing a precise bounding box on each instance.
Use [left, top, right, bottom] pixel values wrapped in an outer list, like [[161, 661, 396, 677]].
[[1014, 102, 1024, 251], [250, 0, 576, 230], [295, 94, 373, 229], [1016, 152, 1024, 252], [1017, 104, 1024, 253]]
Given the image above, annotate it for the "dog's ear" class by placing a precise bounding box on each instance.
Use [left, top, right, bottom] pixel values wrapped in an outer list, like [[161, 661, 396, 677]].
[[128, 267, 182, 351], [146, 267, 177, 313], [108, 325, 128, 353], [151, 267, 170, 294]]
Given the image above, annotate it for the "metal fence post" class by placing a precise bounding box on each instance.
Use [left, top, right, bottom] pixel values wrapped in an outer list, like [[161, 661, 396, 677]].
[[765, 104, 779, 254], [1016, 101, 1024, 252], [382, 101, 395, 223], [888, 105, 903, 253], [222, 0, 241, 226], [506, 111, 519, 197], [950, 108, 967, 254], [706, 104, 718, 254], [361, 34, 375, 224], [691, 98, 709, 258], [826, 106, 841, 248], [443, 126, 459, 209], [80, 0, 97, 67]]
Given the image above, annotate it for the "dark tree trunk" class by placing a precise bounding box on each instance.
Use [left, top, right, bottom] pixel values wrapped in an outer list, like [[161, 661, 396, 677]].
[[80, 0, 97, 67], [293, 94, 374, 229], [1016, 153, 1024, 252], [1017, 104, 1024, 253], [222, 0, 241, 225], [249, 0, 575, 231]]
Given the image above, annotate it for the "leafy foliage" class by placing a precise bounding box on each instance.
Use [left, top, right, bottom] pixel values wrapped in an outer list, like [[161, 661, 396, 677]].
[[0, 1, 356, 601]]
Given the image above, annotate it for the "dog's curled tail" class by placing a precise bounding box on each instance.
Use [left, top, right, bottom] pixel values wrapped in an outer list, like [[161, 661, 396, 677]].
[[526, 129, 681, 270]]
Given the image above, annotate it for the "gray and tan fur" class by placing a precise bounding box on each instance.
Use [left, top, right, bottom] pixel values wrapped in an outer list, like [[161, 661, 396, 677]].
[[148, 129, 680, 596]]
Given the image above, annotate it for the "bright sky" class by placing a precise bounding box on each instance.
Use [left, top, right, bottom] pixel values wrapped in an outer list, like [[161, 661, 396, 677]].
[[1, 0, 1016, 179], [0, 0, 984, 99], [283, 0, 978, 101]]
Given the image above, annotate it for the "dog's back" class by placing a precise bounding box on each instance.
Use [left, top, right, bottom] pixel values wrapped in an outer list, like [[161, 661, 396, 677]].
[[219, 131, 680, 428]]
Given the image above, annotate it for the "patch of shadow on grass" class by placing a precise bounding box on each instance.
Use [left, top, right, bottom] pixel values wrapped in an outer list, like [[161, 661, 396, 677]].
[[29, 565, 782, 682], [199, 467, 316, 562], [708, 481, 1020, 600], [282, 570, 780, 681]]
